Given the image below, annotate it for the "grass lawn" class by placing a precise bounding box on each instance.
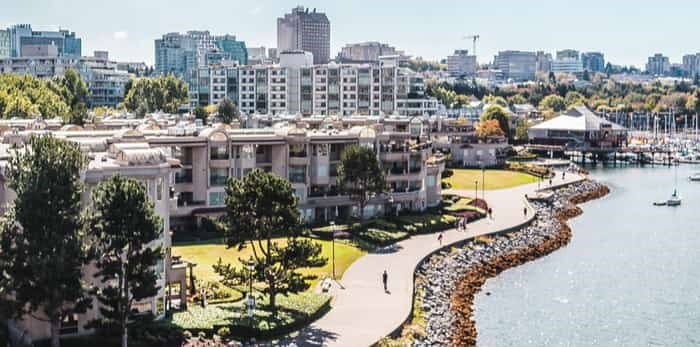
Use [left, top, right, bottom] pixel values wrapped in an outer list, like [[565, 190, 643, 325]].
[[443, 169, 539, 191], [172, 237, 366, 287]]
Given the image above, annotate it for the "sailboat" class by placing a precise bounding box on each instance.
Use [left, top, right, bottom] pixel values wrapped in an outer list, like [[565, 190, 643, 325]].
[[667, 166, 682, 206]]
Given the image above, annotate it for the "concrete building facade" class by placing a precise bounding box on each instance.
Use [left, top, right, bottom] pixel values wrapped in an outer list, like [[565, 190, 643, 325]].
[[277, 6, 331, 64], [154, 31, 247, 77], [493, 50, 537, 81], [7, 24, 81, 57], [646, 53, 671, 76], [337, 42, 403, 64], [581, 52, 605, 72], [447, 50, 477, 78]]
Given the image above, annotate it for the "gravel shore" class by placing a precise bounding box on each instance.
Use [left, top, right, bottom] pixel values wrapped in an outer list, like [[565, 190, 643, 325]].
[[412, 179, 610, 347]]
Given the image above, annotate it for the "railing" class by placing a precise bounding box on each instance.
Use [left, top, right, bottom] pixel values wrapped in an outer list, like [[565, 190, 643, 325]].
[[177, 200, 206, 207]]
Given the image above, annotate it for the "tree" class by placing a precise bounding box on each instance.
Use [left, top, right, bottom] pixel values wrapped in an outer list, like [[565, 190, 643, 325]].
[[193, 105, 209, 122], [515, 119, 530, 142], [540, 94, 567, 112], [564, 91, 586, 108], [482, 95, 508, 108], [0, 135, 90, 347], [476, 119, 505, 140], [480, 105, 511, 138], [508, 94, 527, 106], [123, 76, 188, 114], [85, 175, 162, 347], [548, 71, 557, 84], [582, 70, 591, 81], [217, 98, 239, 124], [213, 170, 325, 317], [337, 145, 386, 219]]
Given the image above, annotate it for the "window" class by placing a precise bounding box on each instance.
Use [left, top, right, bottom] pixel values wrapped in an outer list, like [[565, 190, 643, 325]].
[[289, 166, 306, 183], [209, 168, 228, 186], [210, 145, 228, 160], [289, 144, 307, 157], [317, 164, 329, 177], [209, 191, 225, 206], [426, 175, 436, 187]]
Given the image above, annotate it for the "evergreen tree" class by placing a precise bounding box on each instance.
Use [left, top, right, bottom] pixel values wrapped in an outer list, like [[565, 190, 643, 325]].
[[0, 135, 90, 347], [217, 98, 239, 124], [213, 170, 326, 317], [85, 175, 163, 347], [337, 145, 387, 218]]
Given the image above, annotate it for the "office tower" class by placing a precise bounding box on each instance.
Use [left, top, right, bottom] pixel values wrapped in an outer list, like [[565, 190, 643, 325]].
[[277, 6, 331, 64]]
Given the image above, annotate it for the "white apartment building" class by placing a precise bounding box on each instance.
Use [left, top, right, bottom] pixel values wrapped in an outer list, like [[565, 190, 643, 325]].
[[189, 56, 439, 117]]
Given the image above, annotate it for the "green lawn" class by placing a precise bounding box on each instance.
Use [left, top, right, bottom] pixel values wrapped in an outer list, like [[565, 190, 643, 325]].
[[172, 237, 366, 286], [443, 169, 539, 191]]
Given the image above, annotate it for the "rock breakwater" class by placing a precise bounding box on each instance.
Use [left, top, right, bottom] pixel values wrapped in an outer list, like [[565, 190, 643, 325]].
[[412, 180, 609, 347]]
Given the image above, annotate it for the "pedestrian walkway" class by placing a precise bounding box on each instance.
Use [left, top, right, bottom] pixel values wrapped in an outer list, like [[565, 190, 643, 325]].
[[291, 172, 584, 347]]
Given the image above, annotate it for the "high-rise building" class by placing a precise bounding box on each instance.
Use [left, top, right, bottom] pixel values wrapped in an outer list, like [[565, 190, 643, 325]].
[[646, 53, 671, 76], [535, 51, 552, 73], [154, 31, 247, 77], [447, 50, 477, 78], [556, 49, 579, 60], [0, 30, 10, 58], [277, 6, 331, 64], [493, 51, 537, 81], [682, 53, 700, 78], [581, 52, 605, 72], [337, 42, 403, 64], [6, 24, 81, 57]]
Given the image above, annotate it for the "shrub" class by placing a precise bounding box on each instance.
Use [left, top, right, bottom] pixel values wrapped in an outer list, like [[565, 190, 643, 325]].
[[183, 330, 192, 339], [357, 228, 408, 246], [217, 326, 231, 338]]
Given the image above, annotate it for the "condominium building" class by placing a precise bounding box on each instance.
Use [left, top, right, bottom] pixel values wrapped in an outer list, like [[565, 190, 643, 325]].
[[447, 50, 477, 78], [0, 29, 10, 58], [550, 58, 583, 75], [556, 49, 579, 60], [337, 42, 404, 64], [682, 53, 700, 78], [0, 51, 129, 107], [187, 52, 439, 116], [0, 128, 180, 344], [154, 31, 248, 77], [535, 51, 552, 73], [493, 50, 537, 81], [646, 53, 671, 76], [277, 6, 331, 64], [581, 52, 605, 72], [6, 24, 81, 57]]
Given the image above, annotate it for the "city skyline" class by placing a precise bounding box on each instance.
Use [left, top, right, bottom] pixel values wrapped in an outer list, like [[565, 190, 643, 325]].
[[3, 0, 699, 67]]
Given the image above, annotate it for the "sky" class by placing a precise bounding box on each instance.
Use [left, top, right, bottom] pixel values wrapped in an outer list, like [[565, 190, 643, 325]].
[[2, 0, 698, 67]]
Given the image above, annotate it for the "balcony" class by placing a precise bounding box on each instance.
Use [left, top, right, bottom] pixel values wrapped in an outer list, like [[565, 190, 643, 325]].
[[209, 175, 229, 187], [175, 170, 193, 184]]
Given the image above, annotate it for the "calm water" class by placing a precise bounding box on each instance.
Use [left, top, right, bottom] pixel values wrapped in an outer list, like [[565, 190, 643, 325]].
[[474, 165, 700, 347]]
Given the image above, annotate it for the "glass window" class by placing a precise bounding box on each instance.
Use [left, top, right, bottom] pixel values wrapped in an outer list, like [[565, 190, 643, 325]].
[[209, 191, 225, 206], [426, 175, 436, 187], [289, 166, 306, 183], [289, 144, 307, 157], [209, 168, 229, 186], [210, 145, 229, 160]]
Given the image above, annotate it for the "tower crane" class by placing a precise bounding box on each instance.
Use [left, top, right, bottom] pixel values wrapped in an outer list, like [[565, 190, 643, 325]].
[[462, 35, 480, 56]]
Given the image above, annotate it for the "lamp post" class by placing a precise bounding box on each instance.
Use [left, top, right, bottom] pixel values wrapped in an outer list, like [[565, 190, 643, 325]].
[[481, 166, 485, 201], [474, 180, 478, 200], [247, 258, 255, 321], [330, 221, 336, 280]]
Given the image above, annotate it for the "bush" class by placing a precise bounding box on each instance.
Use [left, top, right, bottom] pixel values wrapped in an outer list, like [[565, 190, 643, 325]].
[[183, 330, 192, 339], [441, 169, 454, 179], [357, 228, 408, 247], [206, 281, 243, 304], [217, 326, 231, 338]]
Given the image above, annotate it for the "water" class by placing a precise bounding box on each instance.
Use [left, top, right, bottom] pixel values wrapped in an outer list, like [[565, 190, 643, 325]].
[[474, 165, 700, 347]]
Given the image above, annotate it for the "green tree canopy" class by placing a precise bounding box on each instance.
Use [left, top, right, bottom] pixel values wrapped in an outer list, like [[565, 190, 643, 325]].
[[564, 91, 586, 108], [540, 94, 567, 112], [0, 135, 90, 347], [123, 75, 188, 115], [482, 95, 509, 108], [480, 105, 511, 137], [0, 74, 75, 120], [85, 174, 162, 347], [214, 170, 326, 317], [217, 98, 239, 124], [337, 145, 387, 218]]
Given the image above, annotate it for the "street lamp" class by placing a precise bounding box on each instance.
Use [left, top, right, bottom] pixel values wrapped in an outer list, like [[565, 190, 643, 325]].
[[481, 166, 485, 201], [474, 180, 478, 200], [330, 221, 336, 280], [247, 258, 255, 320]]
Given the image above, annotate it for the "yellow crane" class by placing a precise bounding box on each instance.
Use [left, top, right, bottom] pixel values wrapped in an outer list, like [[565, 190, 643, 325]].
[[462, 35, 480, 56]]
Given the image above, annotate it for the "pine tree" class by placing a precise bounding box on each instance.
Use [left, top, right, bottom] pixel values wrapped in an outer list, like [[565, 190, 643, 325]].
[[0, 135, 90, 347], [337, 145, 387, 218], [85, 174, 163, 347]]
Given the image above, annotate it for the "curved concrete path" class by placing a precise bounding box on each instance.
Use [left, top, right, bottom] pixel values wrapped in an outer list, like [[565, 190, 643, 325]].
[[291, 172, 584, 347]]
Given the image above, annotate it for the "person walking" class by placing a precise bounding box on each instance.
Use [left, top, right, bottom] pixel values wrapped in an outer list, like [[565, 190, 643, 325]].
[[549, 178, 553, 186], [438, 232, 444, 245], [382, 270, 388, 292], [488, 207, 493, 219], [524, 206, 528, 218], [562, 171, 566, 180]]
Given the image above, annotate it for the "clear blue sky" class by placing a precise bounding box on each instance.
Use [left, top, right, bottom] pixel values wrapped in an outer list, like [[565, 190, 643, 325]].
[[3, 0, 698, 67]]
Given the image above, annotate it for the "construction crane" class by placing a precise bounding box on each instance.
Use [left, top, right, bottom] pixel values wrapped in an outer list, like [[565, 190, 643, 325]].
[[462, 35, 480, 56]]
